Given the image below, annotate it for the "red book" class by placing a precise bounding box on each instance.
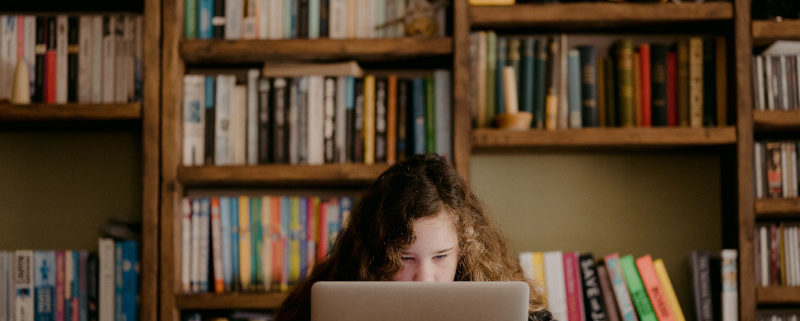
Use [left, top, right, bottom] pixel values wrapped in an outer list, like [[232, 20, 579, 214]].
[[56, 251, 65, 321], [666, 51, 678, 126], [271, 197, 281, 291], [307, 198, 317, 275], [639, 44, 651, 127], [46, 51, 57, 103], [770, 224, 779, 285], [635, 255, 676, 321], [317, 201, 329, 261], [210, 198, 224, 293], [563, 252, 586, 321], [17, 16, 25, 60]]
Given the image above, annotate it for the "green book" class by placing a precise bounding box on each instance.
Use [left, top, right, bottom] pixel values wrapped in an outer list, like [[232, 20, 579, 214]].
[[521, 38, 535, 115], [185, 0, 197, 38], [620, 255, 658, 321], [616, 39, 635, 127], [486, 32, 497, 125], [425, 75, 436, 154], [533, 39, 547, 129], [604, 57, 617, 127]]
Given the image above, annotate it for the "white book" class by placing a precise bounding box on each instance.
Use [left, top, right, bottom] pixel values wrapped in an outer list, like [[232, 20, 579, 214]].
[[755, 142, 764, 199], [102, 16, 115, 103], [720, 249, 737, 321], [269, 0, 283, 39], [198, 200, 211, 291], [257, 0, 269, 39], [0, 252, 6, 321], [346, 0, 356, 38], [518, 252, 533, 281], [308, 75, 325, 165], [329, 0, 347, 39], [260, 197, 272, 289], [765, 56, 775, 111], [544, 251, 567, 321], [181, 199, 192, 293], [215, 75, 234, 165], [247, 69, 260, 165], [1, 16, 17, 100], [225, 0, 244, 40], [78, 17, 93, 103], [760, 225, 769, 286], [794, 227, 800, 285], [365, 0, 375, 38], [114, 15, 126, 103], [14, 250, 33, 321], [355, 0, 367, 38], [98, 239, 114, 321], [335, 76, 347, 163], [755, 56, 765, 111], [24, 16, 35, 100], [56, 15, 68, 103], [324, 77, 336, 163], [243, 0, 256, 40], [434, 69, 452, 160], [91, 16, 103, 103], [126, 16, 135, 102], [231, 85, 248, 165], [183, 75, 206, 166], [190, 199, 201, 292], [792, 144, 798, 197], [781, 56, 789, 111]]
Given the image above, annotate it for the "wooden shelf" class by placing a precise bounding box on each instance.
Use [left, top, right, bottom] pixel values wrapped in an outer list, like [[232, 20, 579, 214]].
[[0, 103, 142, 121], [471, 127, 737, 150], [753, 20, 800, 46], [178, 163, 390, 187], [754, 110, 800, 131], [180, 37, 453, 64], [469, 2, 733, 28], [756, 198, 800, 219], [175, 293, 288, 310], [758, 286, 800, 305]]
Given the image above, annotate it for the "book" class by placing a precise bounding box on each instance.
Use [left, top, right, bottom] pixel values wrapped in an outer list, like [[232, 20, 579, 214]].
[[616, 39, 635, 127], [363, 75, 376, 164], [619, 254, 656, 321], [204, 76, 216, 165], [324, 77, 337, 163], [434, 70, 452, 159], [238, 196, 252, 290], [688, 37, 703, 128], [639, 44, 651, 127], [247, 69, 260, 165], [521, 38, 535, 115], [564, 252, 586, 321], [98, 239, 114, 321], [257, 77, 271, 163], [375, 77, 387, 163], [652, 259, 685, 321], [635, 255, 674, 321], [720, 250, 737, 321], [715, 36, 727, 126], [211, 198, 224, 293], [604, 57, 617, 127], [597, 264, 620, 321], [386, 76, 397, 164], [604, 253, 638, 321], [183, 75, 205, 166], [544, 251, 568, 321], [534, 38, 547, 128], [185, 0, 198, 38], [496, 36, 507, 115], [578, 46, 597, 128], [578, 254, 606, 321], [666, 51, 678, 126], [308, 75, 325, 165], [568, 49, 582, 129], [545, 37, 559, 130], [650, 44, 668, 126], [34, 251, 55, 321], [690, 251, 713, 321], [486, 32, 496, 126], [702, 37, 716, 126]]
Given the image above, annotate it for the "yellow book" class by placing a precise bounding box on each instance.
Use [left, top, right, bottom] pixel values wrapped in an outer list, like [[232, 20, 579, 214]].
[[653, 259, 685, 321], [532, 252, 547, 300], [260, 196, 272, 290], [363, 75, 376, 165], [238, 196, 252, 290], [290, 196, 301, 285]]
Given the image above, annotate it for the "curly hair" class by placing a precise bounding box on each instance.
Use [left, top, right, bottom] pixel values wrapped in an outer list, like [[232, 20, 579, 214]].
[[275, 154, 550, 321]]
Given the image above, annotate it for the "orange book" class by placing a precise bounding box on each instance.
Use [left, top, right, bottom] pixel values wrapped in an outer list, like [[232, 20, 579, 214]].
[[210, 198, 224, 293], [633, 51, 642, 127], [715, 36, 727, 126], [387, 76, 397, 164], [363, 75, 376, 165], [636, 255, 675, 321]]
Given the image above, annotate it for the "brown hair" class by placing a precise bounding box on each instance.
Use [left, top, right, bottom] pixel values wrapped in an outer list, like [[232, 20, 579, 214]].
[[275, 154, 549, 321]]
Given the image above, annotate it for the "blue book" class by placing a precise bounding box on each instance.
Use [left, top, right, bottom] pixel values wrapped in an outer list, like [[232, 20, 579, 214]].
[[281, 197, 291, 290], [198, 0, 213, 39], [114, 243, 123, 321], [220, 197, 232, 291], [309, 0, 320, 39], [411, 78, 426, 155], [521, 38, 535, 115], [290, 0, 299, 38], [284, 0, 294, 38], [230, 197, 240, 291], [298, 198, 307, 277], [199, 198, 210, 292], [34, 251, 55, 321], [495, 36, 507, 115], [78, 252, 88, 321], [121, 241, 138, 321], [250, 198, 262, 286], [568, 49, 582, 129]]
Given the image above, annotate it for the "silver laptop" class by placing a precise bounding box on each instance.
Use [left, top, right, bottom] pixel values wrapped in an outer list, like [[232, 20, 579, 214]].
[[310, 281, 530, 321]]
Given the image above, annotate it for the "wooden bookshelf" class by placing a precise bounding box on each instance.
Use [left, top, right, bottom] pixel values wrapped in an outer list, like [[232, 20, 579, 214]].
[[754, 110, 800, 131], [758, 286, 800, 305], [471, 127, 737, 149], [181, 37, 454, 64], [0, 103, 142, 121], [175, 293, 289, 310], [469, 2, 733, 28], [753, 20, 800, 46], [756, 198, 800, 218], [178, 163, 390, 187]]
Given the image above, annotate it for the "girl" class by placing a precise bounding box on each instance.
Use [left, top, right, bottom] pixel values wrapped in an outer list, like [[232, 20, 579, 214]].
[[275, 154, 551, 321]]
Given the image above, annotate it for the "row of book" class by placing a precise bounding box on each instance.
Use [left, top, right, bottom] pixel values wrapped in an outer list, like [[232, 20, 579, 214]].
[[469, 33, 728, 129], [180, 195, 353, 294], [0, 239, 139, 321], [753, 41, 800, 111], [518, 250, 737, 321], [755, 223, 800, 287], [0, 15, 143, 104], [182, 64, 452, 166], [759, 311, 800, 321], [753, 141, 800, 199], [183, 0, 446, 40]]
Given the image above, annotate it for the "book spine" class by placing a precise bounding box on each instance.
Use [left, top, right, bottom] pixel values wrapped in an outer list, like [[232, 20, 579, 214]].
[[67, 17, 78, 103], [335, 76, 348, 163], [343, 77, 354, 163], [258, 77, 272, 163], [720, 250, 738, 321], [198, 0, 213, 38], [291, 78, 303, 164], [396, 79, 408, 161], [101, 17, 114, 103], [375, 77, 387, 163], [319, 0, 329, 37], [97, 239, 114, 321], [329, 0, 346, 38], [180, 199, 192, 293], [435, 70, 452, 159], [411, 78, 425, 154], [225, 0, 243, 39], [639, 44, 651, 127], [121, 242, 138, 321], [616, 39, 635, 127], [238, 196, 252, 290], [604, 254, 638, 321], [363, 75, 376, 164], [620, 255, 657, 321], [251, 198, 263, 288], [509, 38, 521, 111], [45, 17, 57, 103], [485, 32, 496, 126], [533, 38, 546, 128], [247, 69, 260, 165], [521, 38, 535, 115], [183, 75, 206, 166], [232, 85, 248, 165], [220, 198, 232, 291], [353, 78, 364, 162], [597, 265, 621, 321], [283, 0, 294, 39], [200, 200, 211, 292], [271, 78, 287, 163], [578, 46, 597, 127], [558, 34, 568, 129], [77, 17, 91, 103], [308, 75, 325, 165], [666, 51, 678, 126], [55, 15, 67, 103], [212, 0, 225, 38], [690, 251, 713, 321], [635, 255, 675, 321], [230, 198, 240, 292], [651, 44, 668, 126], [290, 197, 301, 285], [702, 37, 716, 126], [604, 57, 616, 127], [688, 37, 703, 128], [545, 36, 560, 130], [185, 0, 198, 38], [544, 251, 567, 321], [298, 0, 309, 38], [425, 75, 436, 153], [34, 251, 55, 321], [715, 36, 727, 125], [33, 17, 45, 103], [261, 197, 273, 289], [568, 49, 582, 129], [324, 77, 337, 163], [564, 252, 586, 321], [386, 75, 397, 164], [633, 51, 641, 127], [60, 252, 69, 321], [203, 76, 216, 165], [211, 198, 224, 293], [309, 0, 320, 39], [495, 36, 507, 115], [77, 252, 86, 321], [579, 254, 607, 321]]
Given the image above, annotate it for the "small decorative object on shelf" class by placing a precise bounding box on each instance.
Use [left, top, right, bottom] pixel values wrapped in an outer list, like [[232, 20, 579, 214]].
[[12, 60, 30, 105]]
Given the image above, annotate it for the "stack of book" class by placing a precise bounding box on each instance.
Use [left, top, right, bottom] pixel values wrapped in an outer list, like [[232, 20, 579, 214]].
[[182, 62, 452, 166], [183, 0, 447, 40], [752, 41, 800, 112], [0, 15, 143, 104], [754, 141, 800, 199], [180, 195, 353, 294], [517, 250, 738, 321], [755, 223, 800, 287], [0, 240, 139, 321], [469, 33, 728, 129]]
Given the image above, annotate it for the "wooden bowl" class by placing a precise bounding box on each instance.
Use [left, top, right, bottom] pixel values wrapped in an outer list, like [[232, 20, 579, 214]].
[[494, 112, 533, 130]]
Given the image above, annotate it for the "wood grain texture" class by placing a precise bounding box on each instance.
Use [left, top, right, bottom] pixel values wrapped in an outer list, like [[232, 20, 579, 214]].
[[453, 0, 471, 181], [735, 0, 756, 320], [757, 286, 800, 305], [176, 293, 289, 310], [470, 2, 733, 28], [471, 127, 737, 149], [755, 198, 800, 218], [753, 110, 800, 131], [0, 103, 141, 121], [752, 20, 800, 46], [181, 38, 453, 63], [179, 164, 390, 187]]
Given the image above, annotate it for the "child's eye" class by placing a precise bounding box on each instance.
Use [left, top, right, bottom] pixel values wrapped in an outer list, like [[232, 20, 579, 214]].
[[433, 254, 447, 261], [401, 257, 414, 262]]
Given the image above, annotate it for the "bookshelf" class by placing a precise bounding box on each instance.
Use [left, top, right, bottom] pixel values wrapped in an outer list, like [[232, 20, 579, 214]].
[[755, 198, 800, 218], [175, 293, 289, 310], [0, 103, 142, 121], [757, 286, 800, 305], [753, 110, 800, 131], [178, 164, 391, 187], [752, 20, 800, 46]]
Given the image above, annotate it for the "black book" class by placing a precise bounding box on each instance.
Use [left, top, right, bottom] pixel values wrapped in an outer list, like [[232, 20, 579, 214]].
[[67, 17, 79, 103], [345, 80, 354, 163], [213, 0, 225, 38], [691, 251, 713, 321], [258, 77, 272, 163], [375, 78, 387, 163], [702, 38, 717, 126], [34, 17, 46, 103], [579, 253, 607, 321], [298, 77, 309, 164], [650, 44, 668, 126], [604, 55, 618, 127], [320, 0, 330, 38], [578, 45, 597, 127], [87, 253, 99, 321], [298, 0, 309, 38], [397, 79, 408, 162], [352, 78, 364, 163], [272, 78, 288, 163], [533, 39, 546, 129], [204, 76, 216, 165]]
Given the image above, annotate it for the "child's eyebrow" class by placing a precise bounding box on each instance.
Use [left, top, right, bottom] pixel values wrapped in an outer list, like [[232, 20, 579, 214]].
[[435, 247, 456, 255]]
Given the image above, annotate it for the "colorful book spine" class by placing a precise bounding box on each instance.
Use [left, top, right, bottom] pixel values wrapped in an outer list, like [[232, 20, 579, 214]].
[[230, 197, 240, 291], [604, 253, 638, 321], [210, 198, 224, 293], [579, 253, 607, 321], [34, 251, 55, 321], [635, 255, 675, 321], [261, 196, 273, 290], [563, 252, 586, 321], [619, 254, 657, 321], [56, 252, 65, 321], [120, 242, 138, 321], [251, 197, 263, 288], [532, 252, 545, 296], [616, 39, 635, 127], [533, 38, 546, 129], [653, 259, 685, 321], [650, 44, 668, 126], [185, 0, 197, 38], [238, 196, 252, 290], [597, 264, 621, 321], [289, 197, 301, 287], [720, 250, 738, 321], [578, 46, 597, 128], [568, 49, 582, 129], [639, 44, 651, 127], [496, 36, 507, 115]]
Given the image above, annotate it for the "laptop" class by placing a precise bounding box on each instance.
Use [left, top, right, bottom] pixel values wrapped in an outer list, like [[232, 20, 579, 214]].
[[310, 281, 530, 321]]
